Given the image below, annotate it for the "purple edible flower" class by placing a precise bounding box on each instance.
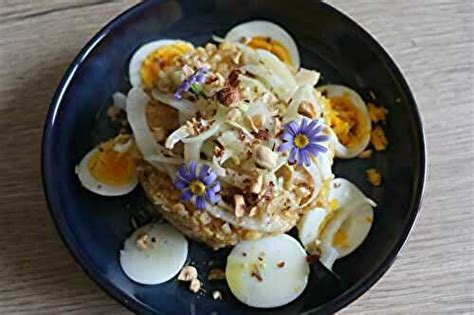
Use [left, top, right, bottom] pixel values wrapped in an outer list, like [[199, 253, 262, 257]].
[[278, 118, 329, 166], [174, 67, 209, 99], [174, 161, 221, 209]]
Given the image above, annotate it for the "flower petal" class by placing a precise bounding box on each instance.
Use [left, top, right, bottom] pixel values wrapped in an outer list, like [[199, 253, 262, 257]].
[[174, 178, 189, 190], [199, 164, 211, 180], [189, 161, 198, 177], [180, 189, 193, 202], [281, 131, 295, 142], [203, 170, 217, 185], [289, 147, 299, 164], [301, 150, 311, 166], [306, 143, 328, 155], [278, 141, 294, 152], [308, 134, 329, 143], [195, 196, 206, 209], [301, 118, 308, 131], [210, 182, 221, 193], [205, 189, 220, 205], [285, 121, 299, 136], [178, 165, 191, 181]]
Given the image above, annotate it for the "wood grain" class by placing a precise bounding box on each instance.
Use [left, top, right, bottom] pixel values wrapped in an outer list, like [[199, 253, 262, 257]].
[[0, 0, 472, 314]]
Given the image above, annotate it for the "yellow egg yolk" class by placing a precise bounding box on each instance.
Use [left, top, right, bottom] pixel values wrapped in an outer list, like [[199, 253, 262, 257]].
[[327, 95, 367, 148], [140, 42, 193, 89], [247, 36, 292, 66], [87, 142, 135, 186], [333, 229, 348, 248]]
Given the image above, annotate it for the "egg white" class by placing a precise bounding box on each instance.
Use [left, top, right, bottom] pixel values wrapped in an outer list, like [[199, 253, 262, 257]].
[[225, 234, 309, 308], [317, 85, 372, 159], [120, 223, 188, 285], [76, 147, 138, 196], [225, 20, 300, 69]]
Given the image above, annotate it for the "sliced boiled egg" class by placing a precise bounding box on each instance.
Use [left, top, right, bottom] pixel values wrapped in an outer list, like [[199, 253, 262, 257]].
[[225, 234, 309, 308], [317, 85, 371, 159], [225, 20, 300, 69], [120, 223, 188, 285], [318, 178, 375, 270], [129, 39, 194, 89], [298, 207, 328, 248], [76, 137, 138, 196]]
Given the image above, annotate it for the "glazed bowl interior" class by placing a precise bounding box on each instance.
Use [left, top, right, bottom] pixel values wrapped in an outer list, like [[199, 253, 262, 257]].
[[42, 0, 425, 314]]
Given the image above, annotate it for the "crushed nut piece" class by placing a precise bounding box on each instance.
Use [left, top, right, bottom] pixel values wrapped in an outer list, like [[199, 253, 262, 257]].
[[135, 233, 149, 251], [249, 206, 258, 217], [228, 69, 241, 87], [245, 115, 259, 133], [298, 101, 316, 118], [208, 268, 226, 280], [220, 223, 232, 234], [178, 266, 198, 282], [186, 117, 211, 136], [306, 254, 320, 263], [189, 278, 201, 293], [276, 261, 285, 268], [234, 194, 246, 218], [252, 114, 265, 129], [212, 290, 222, 300], [357, 149, 373, 159], [252, 130, 271, 140], [254, 145, 278, 169], [250, 175, 264, 194], [217, 85, 240, 106], [251, 265, 263, 282], [274, 118, 283, 136], [366, 168, 382, 186]]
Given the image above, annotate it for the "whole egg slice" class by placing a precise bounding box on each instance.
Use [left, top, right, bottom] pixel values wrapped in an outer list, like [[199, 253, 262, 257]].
[[120, 223, 188, 285], [225, 234, 309, 308], [76, 138, 138, 196], [225, 20, 300, 69], [129, 39, 194, 89], [317, 85, 372, 159], [318, 178, 375, 270]]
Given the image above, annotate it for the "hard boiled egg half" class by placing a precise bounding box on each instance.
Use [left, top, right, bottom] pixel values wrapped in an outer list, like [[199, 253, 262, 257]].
[[225, 20, 300, 69], [129, 39, 194, 89], [317, 85, 372, 159], [225, 234, 309, 308], [318, 178, 376, 270], [76, 137, 138, 196], [120, 223, 188, 285]]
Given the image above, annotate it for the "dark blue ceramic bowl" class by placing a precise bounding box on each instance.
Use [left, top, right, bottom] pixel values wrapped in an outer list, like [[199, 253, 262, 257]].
[[42, 0, 426, 314]]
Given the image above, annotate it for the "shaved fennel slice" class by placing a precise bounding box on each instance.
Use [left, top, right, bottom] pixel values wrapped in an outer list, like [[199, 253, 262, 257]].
[[241, 65, 288, 101], [256, 49, 297, 98], [283, 84, 316, 123], [184, 142, 202, 162], [295, 68, 320, 87], [126, 87, 162, 157], [113, 92, 127, 109], [206, 203, 292, 233], [182, 122, 221, 143], [151, 89, 196, 119], [165, 125, 190, 149]]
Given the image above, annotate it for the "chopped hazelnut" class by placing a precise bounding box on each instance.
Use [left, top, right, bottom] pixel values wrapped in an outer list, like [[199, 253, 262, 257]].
[[252, 114, 265, 129], [135, 233, 149, 251], [234, 194, 246, 218], [189, 278, 201, 293], [250, 175, 263, 194], [217, 85, 240, 107], [208, 268, 226, 280], [178, 266, 198, 282], [276, 261, 285, 268], [245, 115, 259, 133], [254, 145, 278, 169], [298, 101, 316, 118], [212, 290, 223, 300]]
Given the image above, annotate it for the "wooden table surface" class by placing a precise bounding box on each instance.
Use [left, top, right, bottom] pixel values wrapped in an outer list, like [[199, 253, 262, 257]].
[[0, 0, 472, 314]]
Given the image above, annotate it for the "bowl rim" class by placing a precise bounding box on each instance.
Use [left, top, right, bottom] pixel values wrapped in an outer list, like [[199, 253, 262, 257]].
[[41, 1, 427, 314]]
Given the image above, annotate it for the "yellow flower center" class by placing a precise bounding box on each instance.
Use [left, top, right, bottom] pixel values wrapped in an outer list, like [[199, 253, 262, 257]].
[[189, 180, 206, 196], [294, 134, 309, 149]]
